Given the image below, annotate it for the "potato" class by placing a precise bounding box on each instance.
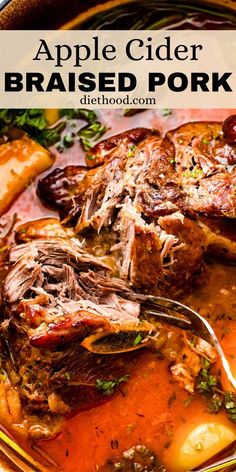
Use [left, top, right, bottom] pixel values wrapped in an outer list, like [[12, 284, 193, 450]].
[[6, 384, 22, 423], [0, 382, 12, 425], [0, 136, 54, 216]]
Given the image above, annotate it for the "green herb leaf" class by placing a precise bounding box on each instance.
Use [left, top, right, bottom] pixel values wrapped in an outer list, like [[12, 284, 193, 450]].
[[208, 394, 223, 413], [35, 121, 66, 147], [63, 133, 75, 148], [202, 138, 210, 145], [86, 153, 95, 161], [123, 109, 145, 117], [196, 358, 218, 394], [224, 392, 236, 422], [0, 109, 48, 140], [159, 109, 172, 117], [0, 108, 65, 148], [127, 145, 137, 158], [0, 108, 107, 153], [96, 375, 129, 396], [0, 109, 47, 133], [79, 122, 107, 151], [197, 360, 236, 423]]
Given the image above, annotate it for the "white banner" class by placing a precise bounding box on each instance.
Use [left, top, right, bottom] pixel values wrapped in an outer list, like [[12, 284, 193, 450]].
[[0, 30, 236, 108]]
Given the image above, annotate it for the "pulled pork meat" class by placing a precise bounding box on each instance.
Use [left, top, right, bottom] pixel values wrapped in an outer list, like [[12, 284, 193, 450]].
[[2, 119, 234, 433], [39, 125, 222, 294], [0, 237, 157, 419], [0, 236, 217, 434], [113, 199, 204, 291]]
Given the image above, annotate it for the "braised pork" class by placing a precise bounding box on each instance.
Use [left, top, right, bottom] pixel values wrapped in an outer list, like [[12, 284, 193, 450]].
[[38, 119, 235, 293]]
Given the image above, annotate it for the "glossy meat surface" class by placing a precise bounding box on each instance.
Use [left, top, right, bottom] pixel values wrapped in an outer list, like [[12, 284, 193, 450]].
[[38, 121, 235, 294]]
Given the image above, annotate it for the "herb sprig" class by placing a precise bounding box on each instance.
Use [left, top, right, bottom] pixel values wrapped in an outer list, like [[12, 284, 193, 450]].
[[197, 359, 218, 394], [96, 375, 129, 396], [0, 108, 108, 152]]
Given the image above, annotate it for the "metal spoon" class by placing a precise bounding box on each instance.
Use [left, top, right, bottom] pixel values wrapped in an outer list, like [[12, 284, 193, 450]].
[[191, 453, 236, 472], [140, 295, 236, 391], [0, 428, 59, 472]]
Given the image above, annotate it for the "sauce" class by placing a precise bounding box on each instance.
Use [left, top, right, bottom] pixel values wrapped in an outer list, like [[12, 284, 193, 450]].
[[2, 108, 236, 471]]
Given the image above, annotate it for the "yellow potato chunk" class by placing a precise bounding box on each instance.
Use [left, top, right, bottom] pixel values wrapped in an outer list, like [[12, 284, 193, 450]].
[[168, 422, 236, 472], [0, 136, 54, 216]]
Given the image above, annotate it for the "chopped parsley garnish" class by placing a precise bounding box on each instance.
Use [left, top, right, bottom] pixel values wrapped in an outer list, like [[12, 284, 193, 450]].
[[36, 121, 66, 147], [160, 109, 172, 117], [224, 392, 236, 422], [197, 374, 218, 393], [127, 145, 137, 158], [202, 138, 210, 145], [96, 375, 129, 396], [123, 109, 145, 117], [196, 359, 236, 423], [64, 372, 71, 381], [183, 168, 203, 179], [190, 168, 203, 178], [183, 396, 193, 408], [208, 393, 223, 413], [106, 445, 166, 472], [79, 121, 107, 151], [0, 109, 47, 133], [189, 338, 196, 348], [60, 109, 97, 124], [133, 333, 142, 346], [0, 108, 107, 153], [197, 358, 218, 394], [86, 153, 95, 161]]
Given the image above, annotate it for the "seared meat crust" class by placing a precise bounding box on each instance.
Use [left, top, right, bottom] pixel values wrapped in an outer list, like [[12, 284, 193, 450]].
[[38, 121, 235, 293], [37, 165, 89, 224], [0, 238, 153, 414]]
